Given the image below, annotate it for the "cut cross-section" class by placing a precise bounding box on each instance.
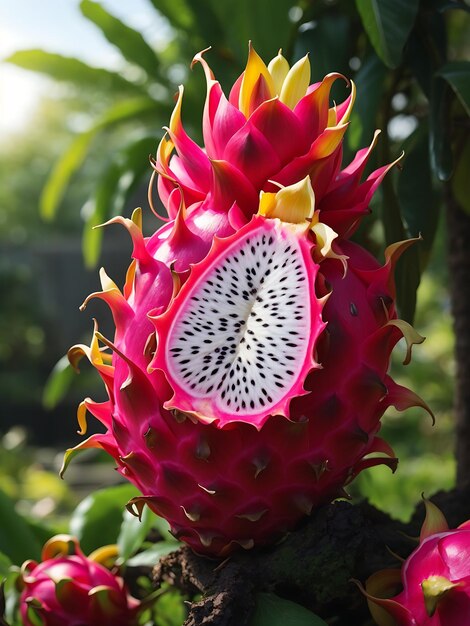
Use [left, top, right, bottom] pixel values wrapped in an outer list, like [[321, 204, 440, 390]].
[[150, 215, 325, 428]]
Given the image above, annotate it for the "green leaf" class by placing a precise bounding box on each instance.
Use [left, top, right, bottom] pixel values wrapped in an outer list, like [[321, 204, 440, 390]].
[[348, 53, 387, 152], [0, 552, 12, 580], [250, 593, 328, 626], [40, 129, 94, 221], [429, 75, 453, 181], [0, 490, 41, 565], [429, 0, 470, 12], [80, 0, 163, 79], [437, 61, 470, 116], [207, 0, 293, 63], [405, 13, 446, 99], [3, 568, 22, 626], [147, 0, 194, 31], [398, 123, 440, 268], [117, 506, 156, 562], [6, 50, 143, 93], [186, 0, 226, 51], [294, 13, 351, 103], [116, 135, 159, 212], [379, 160, 421, 323], [26, 519, 58, 552], [126, 542, 177, 567], [355, 0, 420, 68], [82, 135, 158, 267], [42, 355, 75, 409], [40, 97, 159, 220], [69, 484, 139, 554], [82, 161, 122, 268], [396, 124, 440, 323]]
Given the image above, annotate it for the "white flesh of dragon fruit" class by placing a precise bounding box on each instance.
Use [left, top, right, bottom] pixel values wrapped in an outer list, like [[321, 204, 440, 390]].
[[150, 214, 325, 428]]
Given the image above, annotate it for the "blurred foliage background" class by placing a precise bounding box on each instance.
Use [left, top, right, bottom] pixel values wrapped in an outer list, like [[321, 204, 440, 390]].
[[0, 0, 469, 623]]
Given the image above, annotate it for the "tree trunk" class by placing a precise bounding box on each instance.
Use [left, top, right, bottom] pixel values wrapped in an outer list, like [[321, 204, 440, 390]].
[[153, 487, 470, 626], [446, 185, 470, 487]]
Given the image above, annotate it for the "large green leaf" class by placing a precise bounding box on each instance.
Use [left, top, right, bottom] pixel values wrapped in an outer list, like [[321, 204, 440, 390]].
[[80, 0, 163, 80], [250, 593, 328, 626], [294, 12, 351, 102], [429, 75, 453, 181], [379, 163, 421, 323], [69, 484, 139, 554], [437, 61, 470, 115], [186, 0, 226, 51], [207, 0, 294, 63], [82, 135, 159, 267], [0, 490, 41, 565], [355, 0, 420, 68], [0, 552, 12, 579], [405, 12, 447, 98], [348, 53, 387, 152], [125, 542, 177, 567], [395, 124, 440, 321], [118, 505, 178, 563], [429, 0, 470, 12], [6, 50, 144, 93], [82, 161, 122, 268], [147, 0, 193, 31], [42, 354, 75, 409], [398, 123, 440, 269], [40, 97, 159, 220], [117, 506, 156, 562]]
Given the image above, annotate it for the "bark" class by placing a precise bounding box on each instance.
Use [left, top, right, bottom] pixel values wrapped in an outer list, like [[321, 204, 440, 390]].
[[446, 185, 470, 487], [153, 486, 470, 626]]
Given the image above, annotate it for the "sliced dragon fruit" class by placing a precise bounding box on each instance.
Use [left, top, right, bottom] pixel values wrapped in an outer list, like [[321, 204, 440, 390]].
[[150, 214, 325, 428]]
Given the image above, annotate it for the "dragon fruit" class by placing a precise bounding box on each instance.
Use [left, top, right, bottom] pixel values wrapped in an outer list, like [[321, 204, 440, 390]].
[[362, 500, 470, 625], [19, 535, 140, 626], [64, 45, 432, 556]]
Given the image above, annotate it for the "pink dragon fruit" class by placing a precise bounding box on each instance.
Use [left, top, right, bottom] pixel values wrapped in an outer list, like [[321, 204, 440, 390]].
[[64, 45, 432, 556], [362, 500, 470, 625], [19, 535, 140, 626]]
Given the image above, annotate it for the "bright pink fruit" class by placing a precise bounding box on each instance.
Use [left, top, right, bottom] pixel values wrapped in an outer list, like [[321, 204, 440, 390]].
[[363, 501, 470, 626], [64, 45, 431, 556], [19, 535, 140, 626]]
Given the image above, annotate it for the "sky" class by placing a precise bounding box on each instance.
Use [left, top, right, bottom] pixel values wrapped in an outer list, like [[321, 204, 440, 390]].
[[0, 0, 170, 135]]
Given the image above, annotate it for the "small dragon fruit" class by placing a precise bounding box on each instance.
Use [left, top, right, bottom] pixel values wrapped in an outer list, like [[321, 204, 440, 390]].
[[19, 535, 140, 626], [362, 500, 470, 625], [64, 45, 431, 556]]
